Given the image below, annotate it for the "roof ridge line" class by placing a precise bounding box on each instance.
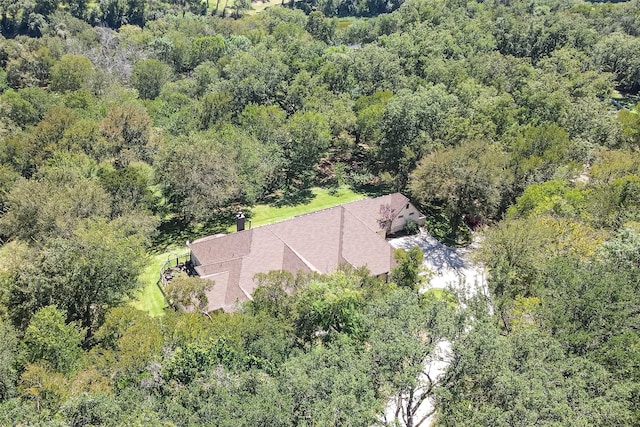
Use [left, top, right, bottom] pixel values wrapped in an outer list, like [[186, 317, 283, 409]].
[[266, 227, 320, 273]]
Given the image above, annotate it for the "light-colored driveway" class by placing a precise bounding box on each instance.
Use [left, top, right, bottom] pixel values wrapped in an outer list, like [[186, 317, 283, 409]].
[[389, 231, 488, 300], [380, 231, 488, 427]]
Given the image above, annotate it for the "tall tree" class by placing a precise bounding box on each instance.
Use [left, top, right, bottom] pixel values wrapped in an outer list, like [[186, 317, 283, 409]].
[[409, 140, 512, 229], [284, 111, 331, 188], [50, 55, 95, 93], [155, 133, 241, 223], [7, 219, 146, 333]]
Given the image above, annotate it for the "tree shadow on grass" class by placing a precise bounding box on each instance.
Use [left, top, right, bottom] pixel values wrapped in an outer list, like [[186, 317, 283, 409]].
[[268, 187, 314, 207], [151, 214, 235, 253]]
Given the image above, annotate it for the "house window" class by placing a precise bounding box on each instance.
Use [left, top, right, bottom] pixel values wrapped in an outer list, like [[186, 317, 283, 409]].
[[406, 203, 410, 209], [409, 212, 414, 215], [398, 215, 404, 219]]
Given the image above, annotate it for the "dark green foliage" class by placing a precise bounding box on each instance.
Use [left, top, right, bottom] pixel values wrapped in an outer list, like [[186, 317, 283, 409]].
[[284, 111, 331, 187], [281, 337, 379, 426], [437, 321, 635, 426], [0, 319, 19, 400], [0, 0, 640, 423], [132, 59, 171, 100], [404, 219, 419, 234], [59, 393, 121, 427], [164, 338, 244, 384], [410, 140, 512, 228], [97, 164, 156, 216], [154, 133, 241, 222], [97, 0, 145, 28], [294, 273, 364, 343], [6, 220, 146, 333]]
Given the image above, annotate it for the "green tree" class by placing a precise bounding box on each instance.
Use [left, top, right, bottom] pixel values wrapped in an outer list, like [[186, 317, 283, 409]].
[[306, 11, 336, 44], [4, 46, 54, 89], [281, 338, 379, 426], [7, 219, 146, 333], [97, 163, 155, 216], [391, 246, 426, 291], [59, 393, 121, 427], [18, 363, 69, 413], [294, 273, 363, 343], [510, 124, 577, 190], [367, 288, 457, 427], [379, 85, 459, 188], [24, 306, 84, 375], [98, 0, 145, 28], [131, 58, 171, 100], [0, 165, 19, 219], [63, 0, 88, 18], [594, 32, 640, 94], [100, 101, 153, 166], [619, 103, 640, 149], [92, 306, 163, 382], [506, 179, 586, 220], [232, 0, 251, 18], [284, 111, 331, 188], [34, 0, 57, 16], [248, 271, 298, 321], [410, 140, 512, 229], [0, 177, 111, 242], [479, 215, 604, 332], [437, 320, 634, 426], [154, 133, 241, 223], [189, 36, 225, 69], [221, 46, 290, 112], [165, 273, 214, 313], [50, 55, 95, 93], [0, 88, 54, 129], [0, 319, 19, 400]]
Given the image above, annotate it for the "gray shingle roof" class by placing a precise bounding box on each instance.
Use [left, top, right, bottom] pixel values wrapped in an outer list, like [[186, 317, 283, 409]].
[[189, 193, 412, 312]]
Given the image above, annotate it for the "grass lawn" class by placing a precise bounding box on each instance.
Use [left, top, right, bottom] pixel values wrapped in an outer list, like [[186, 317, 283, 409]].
[[227, 186, 365, 232], [249, 0, 286, 13], [131, 246, 186, 316], [133, 186, 366, 316]]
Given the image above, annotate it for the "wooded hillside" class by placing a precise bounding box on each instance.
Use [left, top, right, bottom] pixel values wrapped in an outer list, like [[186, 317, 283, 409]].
[[0, 0, 639, 425]]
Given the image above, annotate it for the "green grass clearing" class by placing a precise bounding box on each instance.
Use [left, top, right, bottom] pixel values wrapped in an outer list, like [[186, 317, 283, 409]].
[[131, 246, 185, 316], [227, 186, 365, 232], [249, 0, 286, 13]]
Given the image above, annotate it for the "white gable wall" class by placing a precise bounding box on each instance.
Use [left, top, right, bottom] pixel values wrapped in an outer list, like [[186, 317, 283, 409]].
[[389, 202, 425, 235]]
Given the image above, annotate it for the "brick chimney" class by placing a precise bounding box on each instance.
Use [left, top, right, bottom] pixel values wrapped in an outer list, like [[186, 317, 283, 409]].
[[236, 212, 246, 232]]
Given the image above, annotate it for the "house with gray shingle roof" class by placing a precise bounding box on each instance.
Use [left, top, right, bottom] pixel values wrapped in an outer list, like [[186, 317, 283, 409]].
[[187, 193, 425, 312]]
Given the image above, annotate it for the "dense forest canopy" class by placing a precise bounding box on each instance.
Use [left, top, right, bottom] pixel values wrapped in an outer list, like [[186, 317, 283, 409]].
[[0, 0, 639, 424]]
